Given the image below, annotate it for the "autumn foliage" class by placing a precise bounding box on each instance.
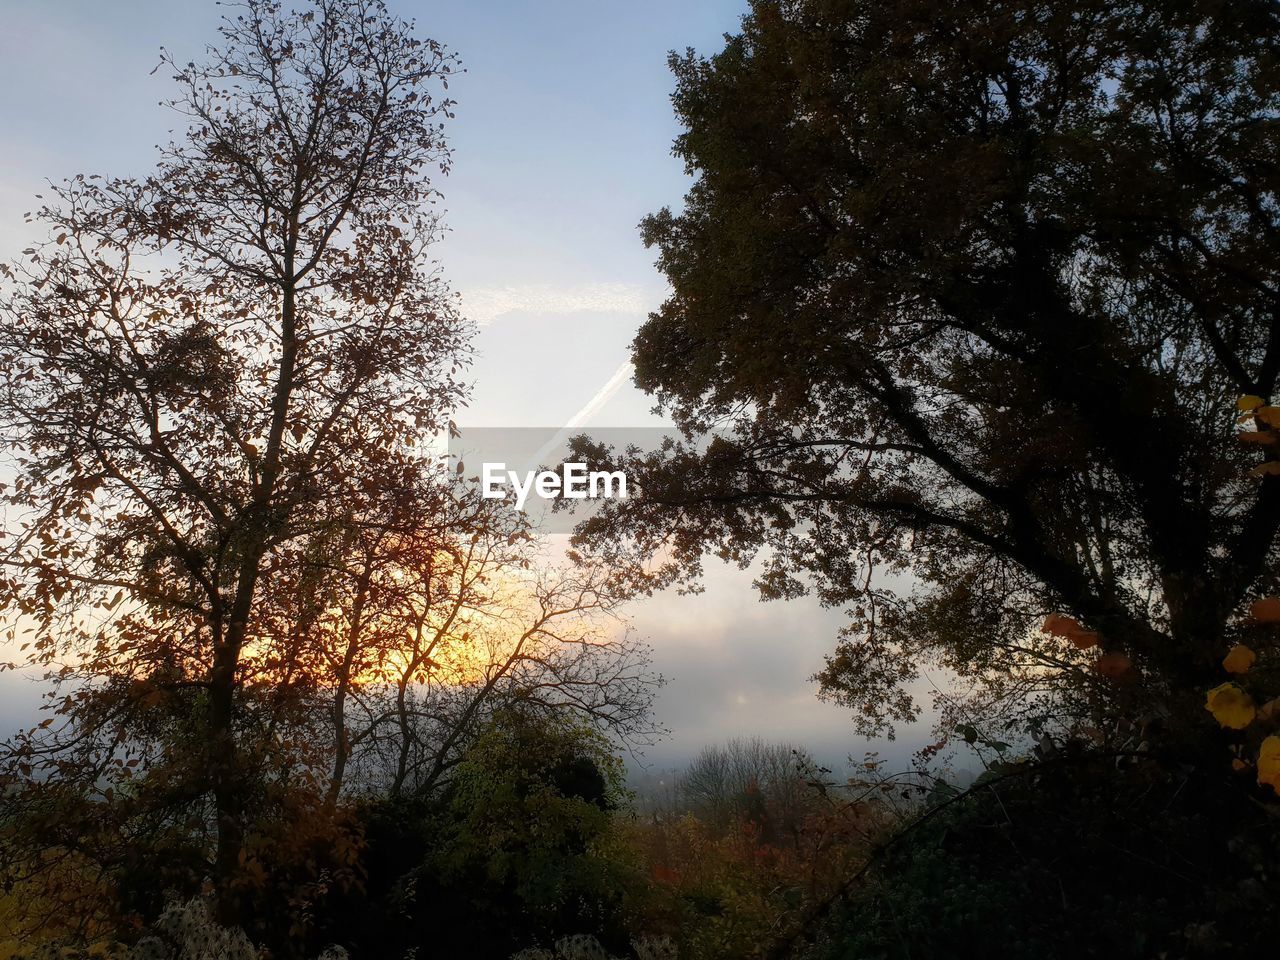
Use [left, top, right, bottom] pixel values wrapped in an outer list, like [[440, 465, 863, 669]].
[[3, 0, 1280, 957]]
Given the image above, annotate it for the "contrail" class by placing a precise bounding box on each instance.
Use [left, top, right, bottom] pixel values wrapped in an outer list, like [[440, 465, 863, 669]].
[[532, 360, 634, 466]]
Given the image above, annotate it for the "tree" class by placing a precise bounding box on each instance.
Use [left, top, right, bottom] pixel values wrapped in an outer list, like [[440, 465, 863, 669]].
[[571, 0, 1280, 750], [436, 709, 633, 946], [677, 737, 816, 841], [321, 709, 643, 960], [0, 4, 664, 942], [0, 0, 464, 923], [304, 500, 661, 802]]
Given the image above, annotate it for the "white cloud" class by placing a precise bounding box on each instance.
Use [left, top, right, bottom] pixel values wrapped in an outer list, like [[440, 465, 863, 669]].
[[463, 281, 656, 324]]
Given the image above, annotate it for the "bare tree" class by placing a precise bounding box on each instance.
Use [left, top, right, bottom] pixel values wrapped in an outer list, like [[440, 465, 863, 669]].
[[284, 494, 663, 802], [677, 737, 817, 842]]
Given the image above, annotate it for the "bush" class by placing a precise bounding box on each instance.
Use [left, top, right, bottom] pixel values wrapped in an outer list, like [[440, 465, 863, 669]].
[[813, 754, 1280, 960], [320, 710, 649, 959]]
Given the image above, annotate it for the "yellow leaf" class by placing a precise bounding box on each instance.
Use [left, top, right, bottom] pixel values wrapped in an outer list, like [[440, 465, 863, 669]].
[[1238, 431, 1277, 445], [1206, 682, 1256, 730], [1238, 394, 1265, 412], [1223, 644, 1257, 674], [1248, 462, 1280, 478], [1257, 406, 1280, 428], [1232, 758, 1249, 772], [1258, 736, 1280, 794]]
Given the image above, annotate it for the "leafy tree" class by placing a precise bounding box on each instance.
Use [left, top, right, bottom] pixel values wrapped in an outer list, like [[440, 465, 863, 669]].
[[441, 708, 629, 901], [323, 710, 643, 960], [573, 0, 1280, 749], [0, 3, 664, 942], [0, 0, 464, 925]]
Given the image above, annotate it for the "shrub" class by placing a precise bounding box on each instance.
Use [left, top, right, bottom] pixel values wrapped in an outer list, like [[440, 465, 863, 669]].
[[813, 755, 1280, 960]]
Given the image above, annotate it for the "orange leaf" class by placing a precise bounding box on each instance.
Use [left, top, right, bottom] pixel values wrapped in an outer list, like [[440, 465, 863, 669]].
[[1042, 613, 1082, 637], [1068, 629, 1100, 650], [1250, 598, 1280, 623], [1094, 652, 1132, 679], [1258, 736, 1280, 794], [1044, 613, 1101, 649], [1223, 644, 1256, 675], [1257, 406, 1280, 428]]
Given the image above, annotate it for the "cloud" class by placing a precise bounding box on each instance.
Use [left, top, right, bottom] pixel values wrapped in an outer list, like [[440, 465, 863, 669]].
[[463, 281, 655, 324]]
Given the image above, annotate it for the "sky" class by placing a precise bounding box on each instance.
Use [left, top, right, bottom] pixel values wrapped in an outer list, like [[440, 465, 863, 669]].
[[0, 1, 937, 773]]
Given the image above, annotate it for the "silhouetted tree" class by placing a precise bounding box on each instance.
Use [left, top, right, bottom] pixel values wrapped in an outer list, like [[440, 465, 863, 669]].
[[572, 0, 1280, 750], [0, 0, 465, 924]]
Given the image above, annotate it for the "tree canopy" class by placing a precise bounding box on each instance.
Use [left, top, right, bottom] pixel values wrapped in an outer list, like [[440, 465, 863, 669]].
[[572, 0, 1280, 742]]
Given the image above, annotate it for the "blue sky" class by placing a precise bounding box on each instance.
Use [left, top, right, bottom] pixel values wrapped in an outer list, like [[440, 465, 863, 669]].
[[0, 1, 935, 771]]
